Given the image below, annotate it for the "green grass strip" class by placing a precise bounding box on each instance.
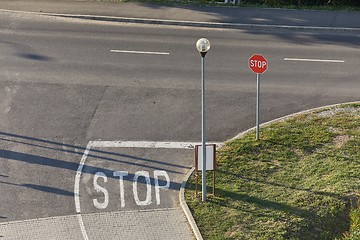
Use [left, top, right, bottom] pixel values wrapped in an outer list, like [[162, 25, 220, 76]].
[[185, 103, 360, 240]]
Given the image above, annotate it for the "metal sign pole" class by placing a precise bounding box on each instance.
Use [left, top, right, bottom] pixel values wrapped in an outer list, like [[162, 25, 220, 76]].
[[201, 56, 207, 202], [213, 144, 216, 196], [196, 38, 210, 202], [195, 146, 199, 197], [256, 73, 260, 141]]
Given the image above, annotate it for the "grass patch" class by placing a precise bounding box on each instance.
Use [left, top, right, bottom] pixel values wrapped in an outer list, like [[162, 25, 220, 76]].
[[342, 203, 360, 239], [185, 103, 360, 240]]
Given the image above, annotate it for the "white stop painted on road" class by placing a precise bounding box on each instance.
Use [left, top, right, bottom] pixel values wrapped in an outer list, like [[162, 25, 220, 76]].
[[92, 170, 170, 209]]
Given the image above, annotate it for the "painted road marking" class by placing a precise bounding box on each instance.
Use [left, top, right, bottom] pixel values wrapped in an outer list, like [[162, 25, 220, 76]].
[[74, 140, 221, 240], [76, 214, 89, 240], [284, 58, 345, 63], [110, 50, 170, 55], [75, 145, 91, 213], [90, 140, 222, 149], [75, 142, 91, 240], [92, 172, 109, 209], [92, 170, 170, 209]]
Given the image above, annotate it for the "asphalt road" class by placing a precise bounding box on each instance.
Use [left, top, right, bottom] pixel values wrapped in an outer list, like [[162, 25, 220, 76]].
[[0, 10, 359, 230]]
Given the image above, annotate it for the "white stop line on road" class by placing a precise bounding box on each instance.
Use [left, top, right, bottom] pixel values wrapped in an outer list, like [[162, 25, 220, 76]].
[[74, 140, 221, 240], [284, 57, 345, 63]]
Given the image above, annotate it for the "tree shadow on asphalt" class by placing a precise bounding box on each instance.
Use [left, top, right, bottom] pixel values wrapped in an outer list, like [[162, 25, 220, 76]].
[[0, 40, 55, 62], [0, 181, 74, 196], [243, 29, 360, 47], [0, 149, 182, 191], [17, 53, 53, 62], [0, 132, 188, 172], [136, 2, 318, 26], [0, 131, 187, 191], [137, 3, 360, 47], [0, 139, 182, 175]]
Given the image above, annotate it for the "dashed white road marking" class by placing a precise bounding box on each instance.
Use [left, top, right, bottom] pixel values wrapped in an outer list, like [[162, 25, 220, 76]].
[[110, 50, 170, 55], [284, 58, 345, 63]]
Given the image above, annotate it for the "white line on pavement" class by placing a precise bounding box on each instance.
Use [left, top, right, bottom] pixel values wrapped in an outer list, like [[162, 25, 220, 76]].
[[76, 215, 89, 240], [90, 140, 223, 149], [284, 58, 345, 63], [74, 142, 92, 240], [110, 50, 170, 55], [74, 143, 92, 214]]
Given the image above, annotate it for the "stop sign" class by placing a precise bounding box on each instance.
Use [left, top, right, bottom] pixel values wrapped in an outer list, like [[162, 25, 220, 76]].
[[249, 54, 268, 74]]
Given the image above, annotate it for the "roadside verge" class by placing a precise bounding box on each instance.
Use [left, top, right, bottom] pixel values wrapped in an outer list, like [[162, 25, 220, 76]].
[[180, 101, 360, 239]]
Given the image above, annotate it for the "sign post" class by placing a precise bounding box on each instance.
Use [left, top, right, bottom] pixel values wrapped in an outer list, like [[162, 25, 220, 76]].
[[256, 73, 260, 140], [195, 144, 216, 197], [249, 54, 268, 140]]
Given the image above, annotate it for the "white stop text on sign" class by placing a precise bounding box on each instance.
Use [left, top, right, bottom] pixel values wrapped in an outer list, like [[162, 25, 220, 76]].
[[248, 54, 268, 74], [249, 59, 267, 68], [92, 170, 170, 209]]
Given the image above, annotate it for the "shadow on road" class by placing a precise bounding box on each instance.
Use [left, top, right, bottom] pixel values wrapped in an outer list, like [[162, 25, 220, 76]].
[[0, 181, 74, 196], [0, 131, 186, 191], [0, 132, 187, 171], [139, 3, 360, 47], [0, 40, 55, 62], [18, 53, 53, 61]]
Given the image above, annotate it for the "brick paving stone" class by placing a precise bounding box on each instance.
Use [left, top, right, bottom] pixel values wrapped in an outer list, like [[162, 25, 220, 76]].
[[0, 215, 82, 240], [82, 208, 193, 240], [0, 208, 193, 240]]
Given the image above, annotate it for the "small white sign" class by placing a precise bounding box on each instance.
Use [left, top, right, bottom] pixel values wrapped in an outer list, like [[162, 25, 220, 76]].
[[196, 145, 215, 171]]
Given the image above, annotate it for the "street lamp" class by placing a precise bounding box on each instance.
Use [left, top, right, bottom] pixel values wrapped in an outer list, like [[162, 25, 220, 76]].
[[196, 38, 210, 202]]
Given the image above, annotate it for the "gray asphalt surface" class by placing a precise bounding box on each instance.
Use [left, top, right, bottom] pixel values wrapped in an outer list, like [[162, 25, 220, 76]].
[[0, 6, 359, 239], [1, 12, 359, 141], [1, 0, 360, 29]]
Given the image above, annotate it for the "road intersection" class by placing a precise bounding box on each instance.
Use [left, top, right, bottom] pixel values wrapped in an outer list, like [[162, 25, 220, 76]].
[[0, 3, 359, 239]]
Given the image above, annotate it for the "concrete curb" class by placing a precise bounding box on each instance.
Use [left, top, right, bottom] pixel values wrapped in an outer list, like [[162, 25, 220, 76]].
[[47, 13, 360, 33], [179, 166, 203, 240], [1, 8, 360, 33], [227, 100, 360, 143]]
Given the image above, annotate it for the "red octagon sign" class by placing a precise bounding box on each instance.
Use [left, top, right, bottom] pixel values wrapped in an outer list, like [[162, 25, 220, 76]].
[[249, 54, 268, 74]]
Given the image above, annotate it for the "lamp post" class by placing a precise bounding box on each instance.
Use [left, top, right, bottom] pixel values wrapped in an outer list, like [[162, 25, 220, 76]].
[[196, 38, 211, 202]]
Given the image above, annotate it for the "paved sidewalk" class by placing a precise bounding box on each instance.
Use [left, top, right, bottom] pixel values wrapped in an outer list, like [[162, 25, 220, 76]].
[[0, 0, 360, 30], [0, 208, 193, 240]]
